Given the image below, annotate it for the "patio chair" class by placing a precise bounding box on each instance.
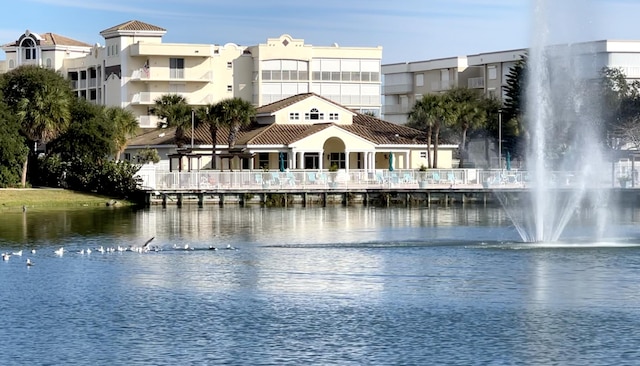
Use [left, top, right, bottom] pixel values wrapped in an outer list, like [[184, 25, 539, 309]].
[[306, 172, 317, 184], [375, 172, 385, 185], [403, 173, 414, 184], [430, 173, 441, 184], [286, 172, 296, 186], [271, 172, 281, 186], [447, 172, 462, 185], [390, 172, 400, 184]]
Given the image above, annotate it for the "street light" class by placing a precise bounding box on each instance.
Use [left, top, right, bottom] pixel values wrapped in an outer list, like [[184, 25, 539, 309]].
[[191, 109, 195, 148], [498, 108, 502, 170]]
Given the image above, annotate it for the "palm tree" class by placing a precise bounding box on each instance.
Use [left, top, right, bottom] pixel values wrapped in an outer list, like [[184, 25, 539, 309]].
[[106, 107, 139, 160], [151, 94, 192, 148], [217, 98, 256, 149], [407, 94, 437, 168], [447, 88, 489, 168], [17, 84, 71, 186], [196, 103, 221, 170], [408, 94, 445, 168]]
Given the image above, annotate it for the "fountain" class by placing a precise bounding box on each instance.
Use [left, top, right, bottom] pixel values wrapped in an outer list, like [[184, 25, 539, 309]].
[[499, 0, 611, 243]]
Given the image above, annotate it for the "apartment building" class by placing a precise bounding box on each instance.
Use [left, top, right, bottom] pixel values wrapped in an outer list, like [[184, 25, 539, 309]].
[[383, 40, 640, 124], [1, 20, 383, 128], [382, 50, 525, 124]]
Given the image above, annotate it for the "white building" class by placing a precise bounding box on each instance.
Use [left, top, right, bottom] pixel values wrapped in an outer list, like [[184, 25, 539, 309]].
[[382, 40, 640, 124], [1, 20, 383, 128]]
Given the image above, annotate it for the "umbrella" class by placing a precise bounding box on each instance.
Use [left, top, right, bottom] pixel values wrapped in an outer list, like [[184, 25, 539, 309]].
[[388, 152, 394, 171], [506, 151, 511, 171], [279, 152, 285, 172]]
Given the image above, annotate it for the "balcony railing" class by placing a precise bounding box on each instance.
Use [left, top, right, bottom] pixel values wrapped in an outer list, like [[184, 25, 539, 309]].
[[467, 77, 485, 89], [135, 167, 624, 192], [130, 69, 214, 82]]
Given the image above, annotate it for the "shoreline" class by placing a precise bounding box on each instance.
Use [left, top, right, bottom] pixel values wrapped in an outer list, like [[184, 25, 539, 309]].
[[0, 188, 134, 211]]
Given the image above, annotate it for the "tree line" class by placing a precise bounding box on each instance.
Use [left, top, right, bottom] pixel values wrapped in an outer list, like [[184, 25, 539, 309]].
[[0, 65, 140, 197]]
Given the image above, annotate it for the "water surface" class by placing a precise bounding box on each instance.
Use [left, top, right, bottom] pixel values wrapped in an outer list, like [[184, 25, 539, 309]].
[[1, 206, 640, 365]]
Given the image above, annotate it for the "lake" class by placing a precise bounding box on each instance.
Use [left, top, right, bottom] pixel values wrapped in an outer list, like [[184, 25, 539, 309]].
[[1, 205, 640, 365]]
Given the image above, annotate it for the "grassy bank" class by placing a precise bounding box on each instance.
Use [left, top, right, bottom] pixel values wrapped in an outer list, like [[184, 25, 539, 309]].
[[0, 188, 133, 211]]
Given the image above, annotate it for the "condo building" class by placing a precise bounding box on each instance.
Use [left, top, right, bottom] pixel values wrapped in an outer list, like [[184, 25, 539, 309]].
[[382, 40, 640, 124], [1, 20, 383, 128]]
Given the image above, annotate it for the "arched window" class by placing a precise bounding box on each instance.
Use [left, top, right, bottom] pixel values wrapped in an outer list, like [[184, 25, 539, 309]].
[[46, 58, 52, 68], [21, 38, 36, 60], [8, 60, 14, 69], [304, 108, 324, 121]]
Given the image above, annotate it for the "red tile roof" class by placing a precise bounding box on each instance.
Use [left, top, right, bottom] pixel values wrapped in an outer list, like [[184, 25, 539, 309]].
[[100, 20, 166, 34]]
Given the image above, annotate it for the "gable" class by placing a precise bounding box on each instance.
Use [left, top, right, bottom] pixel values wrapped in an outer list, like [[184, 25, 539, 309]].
[[266, 94, 356, 125], [290, 125, 375, 150]]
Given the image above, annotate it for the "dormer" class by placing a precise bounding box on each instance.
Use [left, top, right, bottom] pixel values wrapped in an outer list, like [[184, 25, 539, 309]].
[[255, 93, 357, 125]]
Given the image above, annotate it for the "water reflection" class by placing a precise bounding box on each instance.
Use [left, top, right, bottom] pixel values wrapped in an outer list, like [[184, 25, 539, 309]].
[[1, 206, 640, 364]]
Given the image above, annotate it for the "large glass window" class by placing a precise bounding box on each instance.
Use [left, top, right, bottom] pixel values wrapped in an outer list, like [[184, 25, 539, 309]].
[[328, 152, 345, 169], [22, 38, 36, 60]]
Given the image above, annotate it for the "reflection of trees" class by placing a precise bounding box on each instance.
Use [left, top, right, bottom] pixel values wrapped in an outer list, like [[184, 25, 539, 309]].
[[0, 208, 138, 245]]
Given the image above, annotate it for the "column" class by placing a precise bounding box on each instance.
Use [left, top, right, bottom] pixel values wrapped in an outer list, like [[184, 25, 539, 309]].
[[298, 151, 304, 169], [344, 150, 350, 172]]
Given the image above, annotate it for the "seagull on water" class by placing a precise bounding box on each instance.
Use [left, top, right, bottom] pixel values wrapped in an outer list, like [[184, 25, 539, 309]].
[[54, 247, 64, 256], [26, 258, 33, 267], [12, 250, 22, 256], [2, 253, 10, 261]]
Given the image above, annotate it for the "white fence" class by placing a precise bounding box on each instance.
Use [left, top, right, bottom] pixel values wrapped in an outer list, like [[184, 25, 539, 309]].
[[136, 166, 624, 191]]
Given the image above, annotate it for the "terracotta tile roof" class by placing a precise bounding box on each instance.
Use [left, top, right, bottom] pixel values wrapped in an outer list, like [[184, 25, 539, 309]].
[[345, 114, 426, 145], [3, 32, 91, 48], [100, 20, 166, 33], [42, 33, 92, 47], [128, 115, 428, 148]]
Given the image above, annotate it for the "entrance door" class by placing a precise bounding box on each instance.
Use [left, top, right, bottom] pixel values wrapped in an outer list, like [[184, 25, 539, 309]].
[[304, 153, 319, 169]]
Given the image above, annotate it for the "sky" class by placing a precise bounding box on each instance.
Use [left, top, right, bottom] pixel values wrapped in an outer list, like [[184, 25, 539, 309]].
[[2, 0, 640, 64]]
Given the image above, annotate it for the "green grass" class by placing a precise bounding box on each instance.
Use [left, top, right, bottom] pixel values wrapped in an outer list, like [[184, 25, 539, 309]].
[[0, 188, 132, 211]]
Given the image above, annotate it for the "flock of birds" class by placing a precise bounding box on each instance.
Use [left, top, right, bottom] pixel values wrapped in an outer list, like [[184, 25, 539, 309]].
[[1, 237, 238, 267]]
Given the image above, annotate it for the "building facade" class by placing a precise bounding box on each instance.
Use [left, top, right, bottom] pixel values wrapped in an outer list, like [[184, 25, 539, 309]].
[[1, 20, 383, 128], [382, 40, 640, 124]]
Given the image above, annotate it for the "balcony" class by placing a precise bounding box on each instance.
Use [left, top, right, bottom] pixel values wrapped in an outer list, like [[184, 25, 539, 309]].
[[130, 69, 213, 83], [430, 80, 455, 91], [382, 84, 413, 95], [467, 77, 485, 89], [382, 105, 412, 114], [130, 92, 213, 106]]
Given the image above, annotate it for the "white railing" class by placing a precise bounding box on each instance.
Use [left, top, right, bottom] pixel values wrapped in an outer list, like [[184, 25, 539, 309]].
[[136, 167, 626, 191]]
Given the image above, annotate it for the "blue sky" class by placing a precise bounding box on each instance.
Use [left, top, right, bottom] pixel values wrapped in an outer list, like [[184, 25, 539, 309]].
[[2, 0, 640, 64]]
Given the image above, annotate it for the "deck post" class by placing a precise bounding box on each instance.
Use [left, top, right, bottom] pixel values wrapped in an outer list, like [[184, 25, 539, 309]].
[[198, 193, 204, 208], [176, 193, 183, 208]]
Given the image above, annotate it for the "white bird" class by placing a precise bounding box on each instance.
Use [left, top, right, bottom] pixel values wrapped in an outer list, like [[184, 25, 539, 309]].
[[86, 248, 92, 255], [54, 247, 64, 256], [97, 246, 105, 254], [2, 253, 10, 261], [12, 250, 22, 256], [31, 249, 36, 254], [26, 258, 33, 267]]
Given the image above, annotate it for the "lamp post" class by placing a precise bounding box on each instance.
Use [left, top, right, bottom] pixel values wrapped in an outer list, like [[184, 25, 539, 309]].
[[191, 109, 195, 148], [498, 108, 502, 170]]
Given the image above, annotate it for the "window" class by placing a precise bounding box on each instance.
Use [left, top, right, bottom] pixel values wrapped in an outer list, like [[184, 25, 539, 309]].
[[488, 66, 497, 80], [420, 152, 427, 158], [9, 60, 14, 69], [227, 62, 232, 69], [170, 58, 185, 79], [416, 74, 424, 87], [328, 152, 346, 169], [227, 85, 233, 92], [329, 113, 339, 121], [289, 112, 299, 120], [305, 108, 322, 120], [22, 38, 36, 60], [46, 58, 52, 68], [258, 153, 269, 169]]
